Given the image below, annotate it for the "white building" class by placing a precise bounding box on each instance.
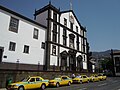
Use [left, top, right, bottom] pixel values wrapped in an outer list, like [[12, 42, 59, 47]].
[[0, 3, 89, 71]]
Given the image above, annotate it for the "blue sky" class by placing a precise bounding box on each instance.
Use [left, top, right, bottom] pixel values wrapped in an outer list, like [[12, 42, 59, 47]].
[[0, 0, 120, 52]]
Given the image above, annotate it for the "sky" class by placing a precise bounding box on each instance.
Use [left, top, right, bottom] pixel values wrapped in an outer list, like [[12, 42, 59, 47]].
[[0, 0, 120, 52]]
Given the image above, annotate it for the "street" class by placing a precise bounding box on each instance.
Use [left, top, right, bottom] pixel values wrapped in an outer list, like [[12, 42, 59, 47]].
[[46, 77, 120, 90], [0, 77, 120, 90]]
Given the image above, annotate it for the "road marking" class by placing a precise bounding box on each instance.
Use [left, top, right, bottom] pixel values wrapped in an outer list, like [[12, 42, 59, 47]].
[[78, 88, 87, 90], [98, 83, 107, 87]]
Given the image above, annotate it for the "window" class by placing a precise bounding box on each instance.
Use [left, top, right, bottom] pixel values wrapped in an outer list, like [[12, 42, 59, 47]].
[[70, 22, 73, 30], [52, 45, 56, 55], [62, 77, 67, 80], [115, 57, 120, 66], [53, 33, 57, 42], [76, 26, 78, 32], [36, 78, 40, 81], [9, 17, 19, 33], [64, 18, 67, 26], [69, 39, 74, 48], [76, 35, 79, 50], [41, 42, 45, 49], [23, 45, 29, 54], [63, 28, 67, 36], [30, 78, 35, 82], [53, 23, 57, 31], [69, 34, 75, 48], [52, 23, 57, 42], [63, 28, 67, 46], [116, 66, 120, 73], [63, 38, 66, 46], [33, 28, 39, 39], [9, 42, 16, 51], [83, 76, 87, 78], [53, 12, 57, 21]]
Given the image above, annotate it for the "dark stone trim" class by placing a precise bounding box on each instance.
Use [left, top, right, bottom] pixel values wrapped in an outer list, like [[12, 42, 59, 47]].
[[0, 47, 4, 51], [34, 3, 60, 16], [44, 7, 51, 70], [48, 18, 87, 40], [0, 5, 47, 29], [60, 10, 87, 32], [69, 33, 75, 39], [0, 47, 4, 63], [60, 50, 68, 57], [48, 41, 87, 55], [57, 12, 60, 67], [83, 30, 85, 53]]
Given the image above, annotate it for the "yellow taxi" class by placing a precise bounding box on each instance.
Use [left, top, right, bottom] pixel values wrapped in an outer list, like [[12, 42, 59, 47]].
[[49, 75, 72, 87], [98, 73, 107, 80], [7, 76, 49, 90], [98, 74, 104, 80], [102, 74, 107, 80], [72, 75, 89, 84], [89, 74, 100, 82]]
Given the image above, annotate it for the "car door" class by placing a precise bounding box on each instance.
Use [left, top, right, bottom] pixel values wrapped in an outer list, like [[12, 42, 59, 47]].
[[35, 78, 42, 88], [61, 76, 68, 85], [25, 78, 36, 89], [82, 76, 87, 82]]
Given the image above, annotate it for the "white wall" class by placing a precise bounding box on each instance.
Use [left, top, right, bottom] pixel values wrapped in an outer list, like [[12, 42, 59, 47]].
[[0, 9, 46, 65]]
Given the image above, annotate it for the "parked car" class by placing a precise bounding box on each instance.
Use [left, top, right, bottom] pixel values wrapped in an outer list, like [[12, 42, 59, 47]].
[[49, 75, 72, 87], [102, 74, 107, 80], [7, 76, 49, 90], [98, 73, 107, 80], [72, 75, 89, 84], [89, 74, 100, 82], [98, 73, 104, 81]]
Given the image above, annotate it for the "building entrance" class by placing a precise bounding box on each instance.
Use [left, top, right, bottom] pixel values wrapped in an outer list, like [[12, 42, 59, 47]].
[[0, 47, 4, 62], [69, 50, 77, 71]]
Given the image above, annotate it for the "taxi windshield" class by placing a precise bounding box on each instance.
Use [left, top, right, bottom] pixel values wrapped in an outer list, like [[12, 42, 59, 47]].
[[21, 77, 30, 82], [54, 78, 61, 80]]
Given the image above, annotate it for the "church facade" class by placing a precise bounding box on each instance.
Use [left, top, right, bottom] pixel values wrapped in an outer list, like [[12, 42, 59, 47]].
[[0, 3, 89, 71]]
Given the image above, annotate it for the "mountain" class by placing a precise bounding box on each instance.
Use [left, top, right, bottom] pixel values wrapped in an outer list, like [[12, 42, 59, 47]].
[[92, 49, 119, 58]]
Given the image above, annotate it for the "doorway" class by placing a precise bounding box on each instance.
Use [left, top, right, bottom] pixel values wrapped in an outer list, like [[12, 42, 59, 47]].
[[0, 47, 4, 62]]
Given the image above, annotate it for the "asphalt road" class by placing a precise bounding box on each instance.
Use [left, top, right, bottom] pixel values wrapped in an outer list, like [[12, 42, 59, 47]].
[[46, 77, 120, 90]]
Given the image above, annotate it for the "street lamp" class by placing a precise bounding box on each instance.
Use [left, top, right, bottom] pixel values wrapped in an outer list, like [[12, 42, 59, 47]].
[[16, 59, 19, 70], [38, 61, 40, 71]]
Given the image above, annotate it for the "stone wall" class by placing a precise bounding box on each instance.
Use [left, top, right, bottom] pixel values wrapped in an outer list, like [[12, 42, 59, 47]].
[[0, 69, 95, 88]]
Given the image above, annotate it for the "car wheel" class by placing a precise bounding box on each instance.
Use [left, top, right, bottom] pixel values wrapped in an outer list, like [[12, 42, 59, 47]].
[[18, 86, 24, 90], [56, 83, 60, 88], [79, 80, 82, 84], [68, 81, 71, 86], [41, 84, 46, 90]]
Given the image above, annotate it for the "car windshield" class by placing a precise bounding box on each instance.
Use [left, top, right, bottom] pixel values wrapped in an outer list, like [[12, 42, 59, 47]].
[[54, 78, 61, 80], [21, 77, 30, 82]]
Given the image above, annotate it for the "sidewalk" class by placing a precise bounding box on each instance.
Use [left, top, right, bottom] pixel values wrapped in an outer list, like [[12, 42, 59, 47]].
[[0, 88, 6, 90]]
